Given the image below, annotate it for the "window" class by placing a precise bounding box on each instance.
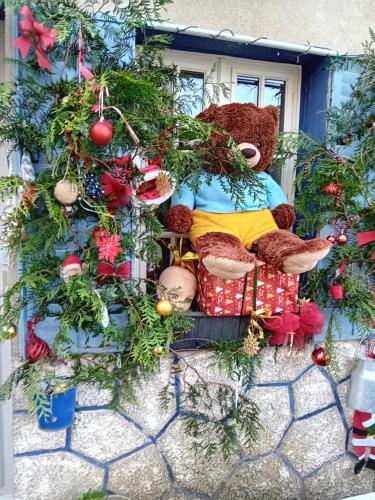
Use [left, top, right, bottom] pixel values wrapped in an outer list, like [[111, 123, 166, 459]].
[[163, 50, 301, 202]]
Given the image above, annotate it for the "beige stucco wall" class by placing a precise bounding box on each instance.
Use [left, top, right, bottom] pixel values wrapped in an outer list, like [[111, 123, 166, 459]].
[[164, 0, 375, 54]]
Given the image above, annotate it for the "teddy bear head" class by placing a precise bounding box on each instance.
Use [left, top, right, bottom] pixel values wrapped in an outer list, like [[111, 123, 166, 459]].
[[196, 102, 279, 173]]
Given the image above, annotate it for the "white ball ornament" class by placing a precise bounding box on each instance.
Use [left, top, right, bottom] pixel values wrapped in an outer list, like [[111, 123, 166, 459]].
[[54, 180, 79, 205]]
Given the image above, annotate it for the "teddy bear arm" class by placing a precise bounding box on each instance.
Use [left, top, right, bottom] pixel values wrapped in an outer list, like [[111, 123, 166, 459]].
[[167, 204, 193, 233], [271, 203, 296, 229]]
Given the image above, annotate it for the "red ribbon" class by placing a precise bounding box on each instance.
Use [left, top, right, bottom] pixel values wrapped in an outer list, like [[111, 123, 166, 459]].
[[100, 171, 132, 210], [357, 230, 375, 260], [264, 302, 324, 350], [96, 261, 131, 284], [78, 28, 93, 80], [12, 5, 58, 72]]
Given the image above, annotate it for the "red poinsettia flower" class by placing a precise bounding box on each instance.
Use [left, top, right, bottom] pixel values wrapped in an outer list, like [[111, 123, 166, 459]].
[[96, 233, 123, 264], [100, 171, 132, 210]]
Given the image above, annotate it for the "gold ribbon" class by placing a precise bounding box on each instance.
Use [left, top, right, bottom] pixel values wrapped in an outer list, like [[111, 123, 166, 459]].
[[163, 238, 198, 275], [248, 306, 281, 339]]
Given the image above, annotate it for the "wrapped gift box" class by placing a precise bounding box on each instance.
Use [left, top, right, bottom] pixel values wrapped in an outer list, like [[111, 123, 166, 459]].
[[197, 258, 299, 316]]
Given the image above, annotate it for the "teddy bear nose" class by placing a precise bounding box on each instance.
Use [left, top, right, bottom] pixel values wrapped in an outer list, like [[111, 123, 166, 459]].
[[241, 148, 257, 159]]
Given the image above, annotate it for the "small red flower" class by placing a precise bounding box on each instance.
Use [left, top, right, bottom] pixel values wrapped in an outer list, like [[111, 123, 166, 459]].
[[96, 233, 123, 264]]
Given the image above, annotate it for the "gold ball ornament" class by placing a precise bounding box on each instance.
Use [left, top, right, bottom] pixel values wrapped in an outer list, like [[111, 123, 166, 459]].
[[156, 299, 174, 317], [153, 345, 164, 356], [52, 382, 70, 395], [54, 180, 79, 205], [1, 323, 17, 340]]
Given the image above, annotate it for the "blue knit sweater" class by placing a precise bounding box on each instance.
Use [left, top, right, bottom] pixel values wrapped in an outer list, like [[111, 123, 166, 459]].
[[171, 170, 287, 213]]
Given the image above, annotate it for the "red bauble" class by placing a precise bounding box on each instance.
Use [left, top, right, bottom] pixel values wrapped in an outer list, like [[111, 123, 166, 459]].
[[311, 346, 330, 367], [89, 119, 113, 146], [335, 231, 348, 245], [322, 184, 340, 196], [27, 332, 50, 363], [326, 234, 336, 244]]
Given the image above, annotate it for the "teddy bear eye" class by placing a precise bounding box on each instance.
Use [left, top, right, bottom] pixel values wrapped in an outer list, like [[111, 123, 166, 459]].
[[255, 143, 261, 148]]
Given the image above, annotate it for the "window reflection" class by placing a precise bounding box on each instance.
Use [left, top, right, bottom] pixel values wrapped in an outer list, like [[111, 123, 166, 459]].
[[179, 70, 205, 116], [236, 76, 259, 105], [264, 79, 286, 131]]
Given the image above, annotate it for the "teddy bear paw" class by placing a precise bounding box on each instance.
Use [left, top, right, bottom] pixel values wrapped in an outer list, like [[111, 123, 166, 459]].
[[202, 255, 255, 280], [282, 245, 331, 274]]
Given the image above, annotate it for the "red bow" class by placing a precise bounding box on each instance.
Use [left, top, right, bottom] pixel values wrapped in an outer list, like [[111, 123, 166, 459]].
[[357, 230, 375, 260], [96, 261, 131, 284], [264, 302, 324, 350], [100, 171, 132, 210], [12, 5, 58, 72]]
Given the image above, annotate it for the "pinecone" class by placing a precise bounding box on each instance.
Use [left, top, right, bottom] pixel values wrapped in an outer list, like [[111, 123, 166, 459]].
[[243, 333, 260, 356]]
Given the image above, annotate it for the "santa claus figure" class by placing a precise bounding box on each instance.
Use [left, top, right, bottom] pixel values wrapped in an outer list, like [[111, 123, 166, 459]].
[[61, 255, 83, 280], [352, 410, 375, 474]]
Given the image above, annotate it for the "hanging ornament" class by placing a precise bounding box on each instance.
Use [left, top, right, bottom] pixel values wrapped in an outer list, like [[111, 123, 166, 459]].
[[311, 346, 330, 367], [95, 233, 123, 264], [134, 157, 175, 208], [335, 230, 348, 245], [322, 183, 340, 196], [156, 299, 174, 317], [153, 345, 164, 356], [366, 116, 375, 129], [85, 173, 104, 199], [61, 255, 83, 280], [326, 234, 336, 244], [26, 317, 51, 363], [328, 283, 345, 300], [89, 118, 113, 146], [54, 180, 79, 205], [242, 330, 260, 356], [0, 323, 17, 340]]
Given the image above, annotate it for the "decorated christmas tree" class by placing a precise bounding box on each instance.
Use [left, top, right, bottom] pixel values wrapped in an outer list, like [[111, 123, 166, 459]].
[[278, 36, 375, 346], [0, 0, 263, 459]]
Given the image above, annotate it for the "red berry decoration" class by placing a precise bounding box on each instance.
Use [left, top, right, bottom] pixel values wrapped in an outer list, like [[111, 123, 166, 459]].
[[322, 183, 340, 196], [335, 230, 348, 245], [326, 234, 336, 244], [89, 118, 113, 146], [311, 346, 330, 367]]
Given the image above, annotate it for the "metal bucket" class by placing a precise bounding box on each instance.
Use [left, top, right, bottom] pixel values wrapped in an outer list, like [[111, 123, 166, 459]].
[[348, 338, 375, 412]]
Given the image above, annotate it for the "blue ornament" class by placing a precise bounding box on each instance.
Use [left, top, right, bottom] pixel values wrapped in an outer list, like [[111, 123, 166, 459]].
[[85, 173, 104, 199]]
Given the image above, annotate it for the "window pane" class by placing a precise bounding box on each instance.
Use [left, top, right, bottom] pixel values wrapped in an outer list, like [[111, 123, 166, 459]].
[[264, 79, 286, 131], [179, 70, 205, 116], [236, 76, 259, 105]]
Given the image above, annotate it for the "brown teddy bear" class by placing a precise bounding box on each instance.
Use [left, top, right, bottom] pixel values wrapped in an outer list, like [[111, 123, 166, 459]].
[[167, 102, 331, 280]]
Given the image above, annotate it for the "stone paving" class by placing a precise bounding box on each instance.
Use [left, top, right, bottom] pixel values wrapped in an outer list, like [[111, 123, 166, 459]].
[[13, 342, 375, 499]]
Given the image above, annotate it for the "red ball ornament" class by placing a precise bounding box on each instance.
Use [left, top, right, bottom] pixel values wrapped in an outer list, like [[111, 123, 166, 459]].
[[335, 231, 348, 245], [311, 346, 330, 367], [89, 119, 113, 146], [326, 234, 336, 244], [322, 184, 340, 196], [26, 318, 50, 363]]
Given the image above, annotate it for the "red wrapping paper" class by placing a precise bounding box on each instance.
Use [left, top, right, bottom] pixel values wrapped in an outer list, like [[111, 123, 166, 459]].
[[197, 258, 299, 316]]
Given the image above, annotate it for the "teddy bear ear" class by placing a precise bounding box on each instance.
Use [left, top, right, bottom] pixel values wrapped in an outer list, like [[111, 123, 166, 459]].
[[196, 104, 219, 122], [264, 105, 279, 126]]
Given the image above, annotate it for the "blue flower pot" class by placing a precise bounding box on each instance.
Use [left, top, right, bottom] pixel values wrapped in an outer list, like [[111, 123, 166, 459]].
[[37, 387, 76, 431]]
